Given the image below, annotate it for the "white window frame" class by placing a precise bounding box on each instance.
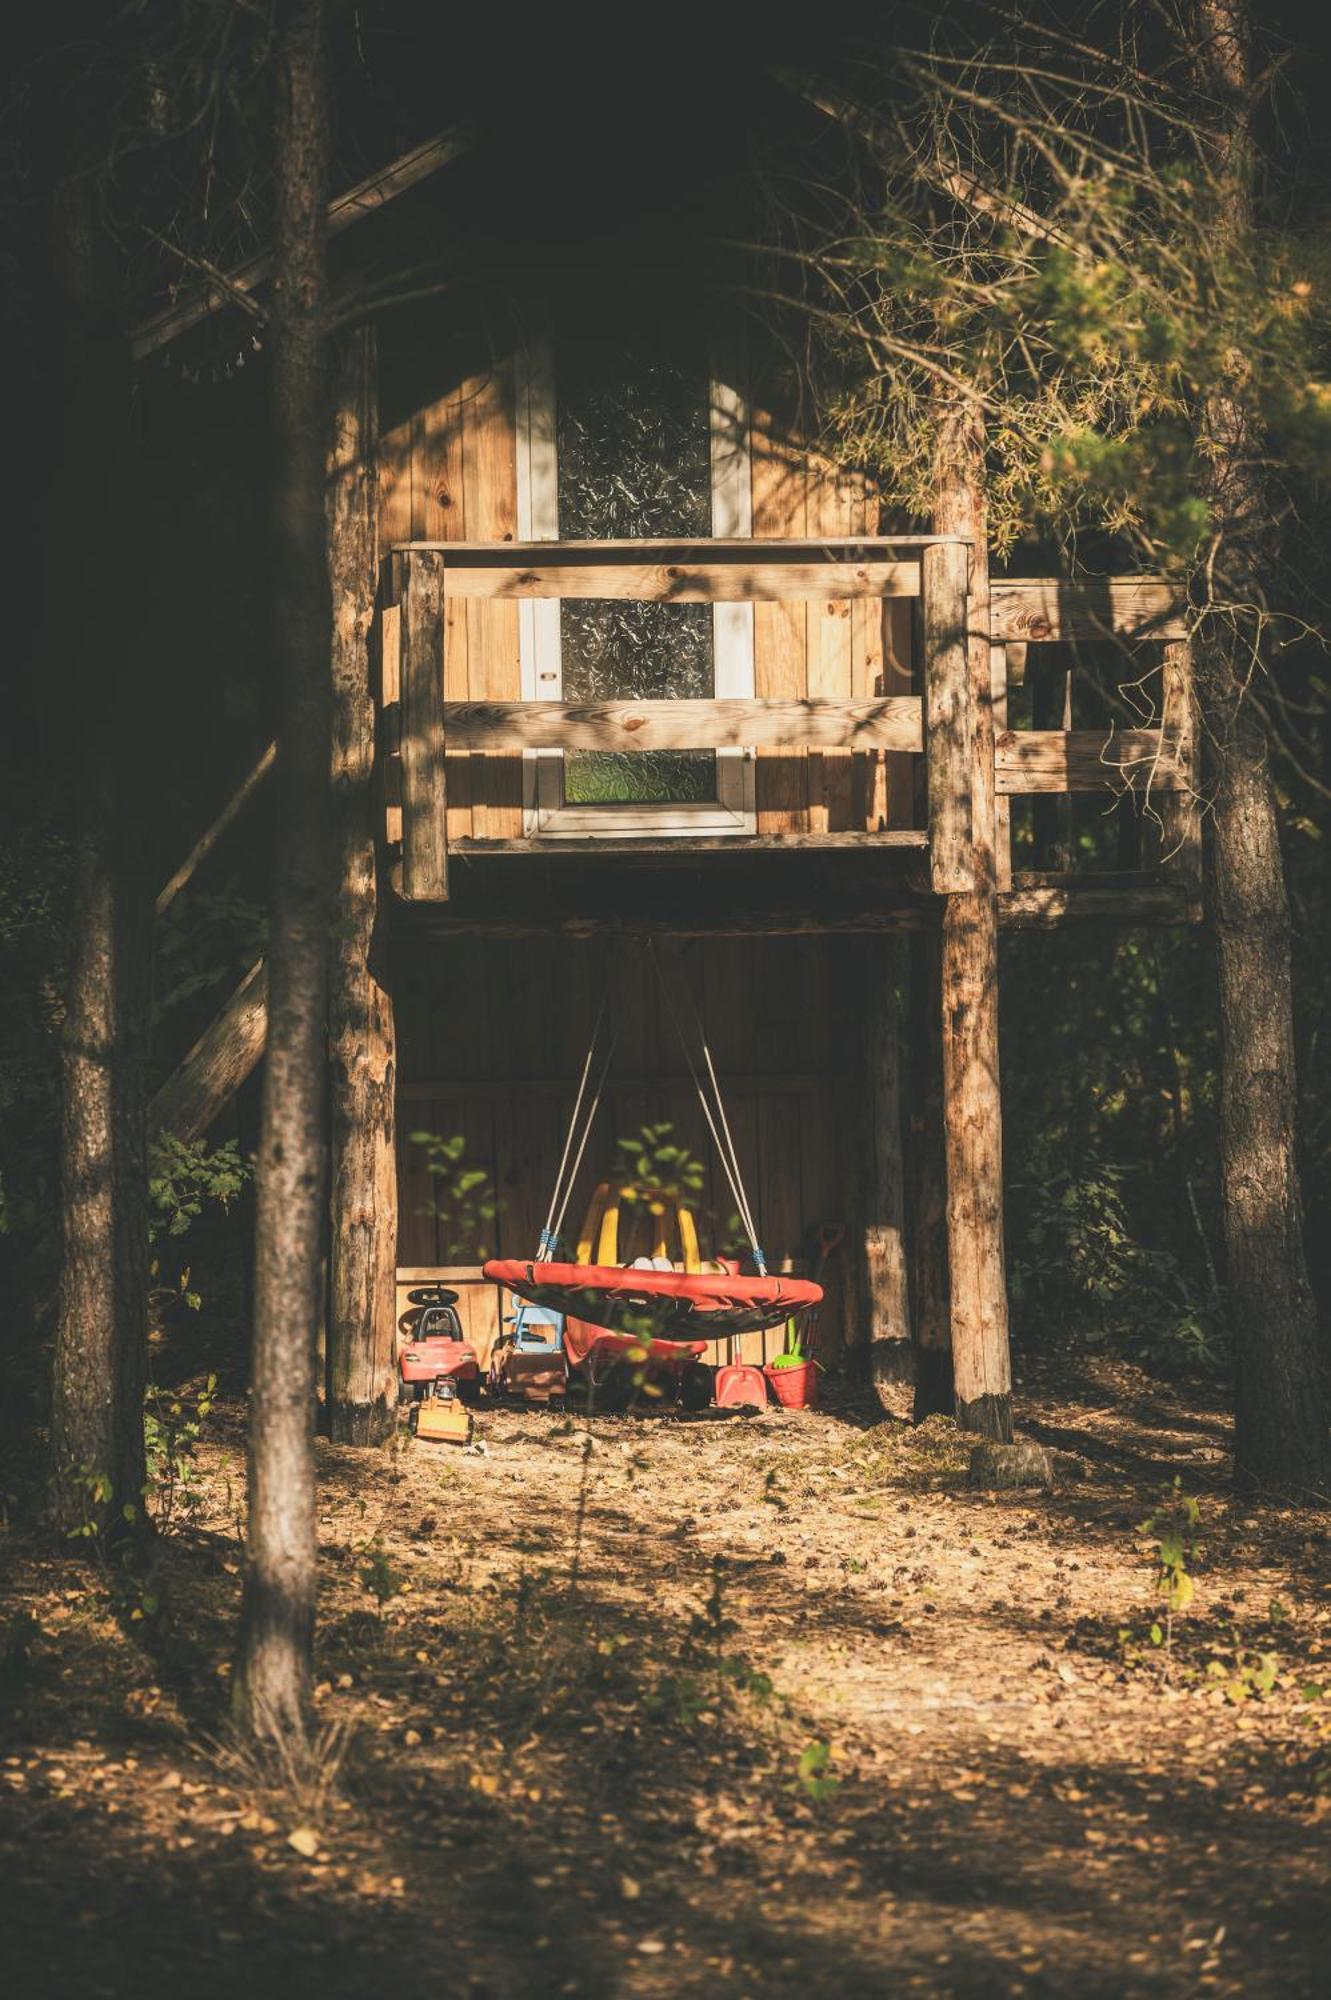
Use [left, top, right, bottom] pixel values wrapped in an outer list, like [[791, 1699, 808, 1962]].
[[514, 324, 756, 838]]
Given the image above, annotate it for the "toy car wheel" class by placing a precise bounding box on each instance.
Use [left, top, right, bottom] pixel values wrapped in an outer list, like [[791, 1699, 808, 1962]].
[[397, 1379, 423, 1406]]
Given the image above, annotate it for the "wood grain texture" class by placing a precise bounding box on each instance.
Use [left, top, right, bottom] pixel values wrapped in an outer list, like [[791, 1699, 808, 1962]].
[[922, 539, 974, 893], [439, 558, 919, 601], [750, 398, 810, 833], [150, 960, 268, 1141], [995, 727, 1186, 793], [400, 551, 448, 898], [460, 367, 521, 837], [991, 577, 1185, 643], [327, 326, 397, 1444], [439, 696, 923, 753]]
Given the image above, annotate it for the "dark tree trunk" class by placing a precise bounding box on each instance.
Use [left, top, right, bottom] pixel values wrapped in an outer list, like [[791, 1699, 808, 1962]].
[[1194, 0, 1328, 1495], [326, 326, 398, 1445], [48, 179, 150, 1539], [859, 936, 915, 1417], [233, 0, 333, 1741], [908, 915, 954, 1419]]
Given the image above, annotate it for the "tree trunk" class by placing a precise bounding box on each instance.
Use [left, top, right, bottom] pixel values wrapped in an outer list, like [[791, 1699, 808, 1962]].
[[326, 326, 398, 1445], [48, 179, 150, 1539], [1193, 0, 1328, 1495], [233, 0, 332, 1742], [859, 936, 915, 1416], [933, 404, 1013, 1442], [908, 915, 953, 1419]]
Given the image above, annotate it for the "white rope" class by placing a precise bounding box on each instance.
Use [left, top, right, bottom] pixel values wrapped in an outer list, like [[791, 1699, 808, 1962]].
[[548, 1031, 617, 1251], [649, 945, 766, 1274], [541, 997, 606, 1249]]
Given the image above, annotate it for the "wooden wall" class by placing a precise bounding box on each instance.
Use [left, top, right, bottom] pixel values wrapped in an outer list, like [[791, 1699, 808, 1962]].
[[392, 933, 869, 1370], [378, 345, 919, 840]]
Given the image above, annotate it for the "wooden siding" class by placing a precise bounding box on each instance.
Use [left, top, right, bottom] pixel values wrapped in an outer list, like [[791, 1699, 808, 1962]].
[[381, 354, 917, 841], [392, 933, 867, 1369]]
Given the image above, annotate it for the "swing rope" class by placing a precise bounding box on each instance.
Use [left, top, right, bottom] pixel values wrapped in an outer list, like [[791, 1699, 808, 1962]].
[[536, 949, 768, 1278], [538, 998, 617, 1258], [647, 944, 767, 1276]]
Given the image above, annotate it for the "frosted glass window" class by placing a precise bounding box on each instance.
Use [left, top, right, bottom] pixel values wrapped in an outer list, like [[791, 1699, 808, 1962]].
[[555, 337, 715, 805]]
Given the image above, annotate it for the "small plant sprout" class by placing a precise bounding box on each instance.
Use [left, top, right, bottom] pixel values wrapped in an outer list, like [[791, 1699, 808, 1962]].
[[794, 1739, 841, 1804]]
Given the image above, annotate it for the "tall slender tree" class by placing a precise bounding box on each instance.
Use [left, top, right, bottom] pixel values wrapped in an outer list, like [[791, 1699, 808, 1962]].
[[47, 174, 151, 1540], [1192, 0, 1327, 1494], [233, 0, 332, 1742]]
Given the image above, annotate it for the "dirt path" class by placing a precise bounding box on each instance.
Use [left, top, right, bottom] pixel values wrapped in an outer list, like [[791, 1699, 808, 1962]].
[[3, 1360, 1330, 1997]]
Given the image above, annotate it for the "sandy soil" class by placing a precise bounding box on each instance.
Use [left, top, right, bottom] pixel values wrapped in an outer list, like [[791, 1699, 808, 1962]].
[[3, 1358, 1330, 1998]]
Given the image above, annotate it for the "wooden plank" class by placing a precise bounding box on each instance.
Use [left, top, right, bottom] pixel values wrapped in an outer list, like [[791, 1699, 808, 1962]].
[[410, 387, 473, 844], [440, 558, 919, 602], [995, 727, 1186, 793], [808, 463, 858, 831], [399, 535, 967, 553], [461, 366, 521, 839], [156, 741, 276, 916], [991, 577, 1186, 643], [998, 883, 1195, 926], [921, 539, 975, 893], [452, 830, 928, 854], [439, 695, 923, 754], [377, 421, 414, 557], [751, 396, 810, 834], [399, 551, 449, 899], [150, 960, 267, 1142], [132, 126, 475, 358]]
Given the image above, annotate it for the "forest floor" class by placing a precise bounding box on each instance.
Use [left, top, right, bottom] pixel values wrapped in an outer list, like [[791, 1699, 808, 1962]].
[[3, 1356, 1331, 1998]]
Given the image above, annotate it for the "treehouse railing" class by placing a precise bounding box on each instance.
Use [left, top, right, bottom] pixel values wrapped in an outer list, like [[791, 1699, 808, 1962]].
[[382, 537, 1198, 913]]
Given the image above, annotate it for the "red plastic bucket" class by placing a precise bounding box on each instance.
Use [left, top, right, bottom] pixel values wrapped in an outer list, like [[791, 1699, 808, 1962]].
[[764, 1359, 818, 1410]]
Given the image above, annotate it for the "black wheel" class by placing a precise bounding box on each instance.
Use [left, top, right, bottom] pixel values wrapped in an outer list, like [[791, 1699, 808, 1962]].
[[679, 1361, 715, 1413], [397, 1378, 423, 1406]]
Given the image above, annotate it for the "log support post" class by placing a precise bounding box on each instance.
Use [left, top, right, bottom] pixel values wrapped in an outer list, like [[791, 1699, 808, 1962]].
[[933, 414, 1013, 1442], [922, 539, 975, 895], [859, 935, 915, 1417], [327, 326, 398, 1444], [400, 550, 448, 899], [908, 914, 953, 1418]]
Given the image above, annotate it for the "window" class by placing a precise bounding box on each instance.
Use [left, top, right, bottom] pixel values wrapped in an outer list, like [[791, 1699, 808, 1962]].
[[516, 322, 755, 836]]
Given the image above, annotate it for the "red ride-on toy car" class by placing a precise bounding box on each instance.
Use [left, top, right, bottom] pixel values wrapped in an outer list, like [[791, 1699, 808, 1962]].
[[398, 1285, 482, 1409]]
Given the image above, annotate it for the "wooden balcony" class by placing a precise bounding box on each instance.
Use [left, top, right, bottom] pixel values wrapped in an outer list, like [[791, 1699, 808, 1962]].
[[380, 537, 1198, 922]]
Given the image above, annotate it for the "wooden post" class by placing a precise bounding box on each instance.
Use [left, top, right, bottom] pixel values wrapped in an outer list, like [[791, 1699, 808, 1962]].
[[859, 935, 915, 1417], [934, 406, 1013, 1442], [400, 549, 448, 899], [907, 915, 953, 1418], [922, 540, 975, 893], [1159, 638, 1203, 919], [326, 326, 398, 1444]]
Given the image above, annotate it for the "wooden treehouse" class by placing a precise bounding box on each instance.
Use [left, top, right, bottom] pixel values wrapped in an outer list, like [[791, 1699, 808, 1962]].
[[142, 114, 1202, 1445]]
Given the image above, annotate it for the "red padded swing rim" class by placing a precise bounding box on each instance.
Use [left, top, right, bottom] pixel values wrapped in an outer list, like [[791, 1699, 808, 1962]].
[[484, 1259, 823, 1318]]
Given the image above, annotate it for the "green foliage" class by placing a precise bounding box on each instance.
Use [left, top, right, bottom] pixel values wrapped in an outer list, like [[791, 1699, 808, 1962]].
[[148, 1134, 249, 1243], [615, 1122, 706, 1217], [359, 1542, 405, 1615], [409, 1132, 498, 1260], [1009, 1159, 1223, 1370], [793, 1739, 841, 1805], [143, 1374, 217, 1527]]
